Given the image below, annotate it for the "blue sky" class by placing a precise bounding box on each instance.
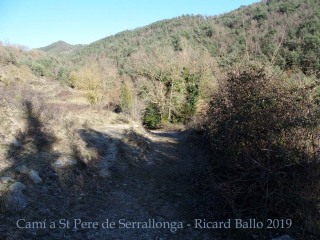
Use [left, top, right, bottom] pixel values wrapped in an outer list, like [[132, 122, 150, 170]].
[[0, 0, 259, 49]]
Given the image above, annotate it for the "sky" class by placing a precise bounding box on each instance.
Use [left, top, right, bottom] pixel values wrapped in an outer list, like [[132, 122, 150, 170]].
[[0, 0, 259, 49]]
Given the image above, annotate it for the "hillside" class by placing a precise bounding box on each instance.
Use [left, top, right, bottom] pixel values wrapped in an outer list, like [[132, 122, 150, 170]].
[[4, 0, 320, 85], [37, 41, 86, 56], [61, 0, 319, 76]]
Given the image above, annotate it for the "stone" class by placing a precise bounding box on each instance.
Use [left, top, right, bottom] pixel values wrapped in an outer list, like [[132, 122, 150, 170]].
[[28, 170, 42, 184], [13, 140, 22, 147], [52, 156, 77, 169], [3, 192, 27, 211], [0, 176, 14, 184], [15, 165, 29, 174], [272, 235, 295, 240], [9, 182, 26, 192], [99, 169, 111, 177]]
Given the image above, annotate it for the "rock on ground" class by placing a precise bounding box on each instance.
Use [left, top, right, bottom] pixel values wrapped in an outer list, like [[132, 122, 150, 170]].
[[9, 182, 26, 192], [15, 165, 29, 174], [51, 156, 77, 169], [0, 176, 14, 184], [272, 235, 295, 240], [28, 170, 42, 184]]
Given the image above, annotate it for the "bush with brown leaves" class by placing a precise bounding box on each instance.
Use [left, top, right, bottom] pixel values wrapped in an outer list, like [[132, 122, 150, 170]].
[[206, 65, 320, 237]]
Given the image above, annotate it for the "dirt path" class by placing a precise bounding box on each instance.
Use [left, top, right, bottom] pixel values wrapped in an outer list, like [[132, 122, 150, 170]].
[[83, 129, 218, 240], [1, 127, 219, 240]]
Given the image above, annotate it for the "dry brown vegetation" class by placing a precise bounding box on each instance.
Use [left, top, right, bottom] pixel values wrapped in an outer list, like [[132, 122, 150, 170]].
[[201, 63, 320, 238]]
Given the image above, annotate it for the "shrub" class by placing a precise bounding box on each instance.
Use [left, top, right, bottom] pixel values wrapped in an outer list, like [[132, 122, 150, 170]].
[[183, 68, 200, 117], [143, 103, 161, 129], [57, 67, 70, 83], [68, 64, 103, 105], [120, 81, 133, 114], [205, 65, 320, 236], [30, 62, 46, 77]]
